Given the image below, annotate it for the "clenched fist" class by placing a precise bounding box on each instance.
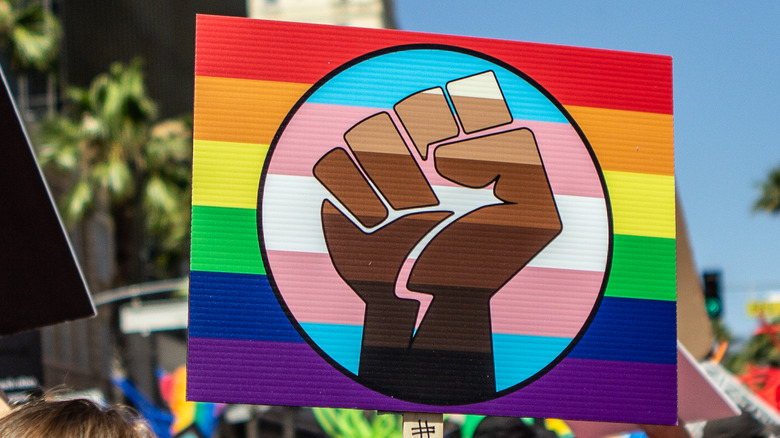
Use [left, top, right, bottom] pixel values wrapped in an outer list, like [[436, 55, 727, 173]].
[[313, 71, 562, 403]]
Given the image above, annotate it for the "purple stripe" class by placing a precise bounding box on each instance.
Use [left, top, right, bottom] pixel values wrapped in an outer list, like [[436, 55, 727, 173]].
[[188, 337, 676, 424]]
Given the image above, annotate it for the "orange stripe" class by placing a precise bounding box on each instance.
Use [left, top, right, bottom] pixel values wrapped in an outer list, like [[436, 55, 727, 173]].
[[194, 75, 309, 144], [194, 76, 675, 176], [566, 106, 674, 176]]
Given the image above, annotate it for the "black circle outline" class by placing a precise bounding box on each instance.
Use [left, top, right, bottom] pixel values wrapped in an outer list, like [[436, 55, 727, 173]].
[[256, 44, 614, 406]]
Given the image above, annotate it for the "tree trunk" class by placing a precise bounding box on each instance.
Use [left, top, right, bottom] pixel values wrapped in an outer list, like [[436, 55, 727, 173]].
[[112, 201, 142, 286]]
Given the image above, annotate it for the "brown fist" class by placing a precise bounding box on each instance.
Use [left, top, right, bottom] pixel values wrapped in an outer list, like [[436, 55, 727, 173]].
[[313, 71, 561, 403]]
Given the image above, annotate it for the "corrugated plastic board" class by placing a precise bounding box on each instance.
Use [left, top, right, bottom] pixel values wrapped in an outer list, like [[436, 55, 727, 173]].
[[188, 15, 676, 424]]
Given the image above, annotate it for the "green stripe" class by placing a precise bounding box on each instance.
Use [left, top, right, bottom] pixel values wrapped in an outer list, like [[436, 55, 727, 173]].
[[191, 206, 676, 300], [605, 234, 676, 301], [191, 205, 265, 275]]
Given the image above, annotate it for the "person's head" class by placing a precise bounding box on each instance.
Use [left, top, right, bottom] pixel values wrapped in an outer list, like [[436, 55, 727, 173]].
[[0, 396, 156, 438]]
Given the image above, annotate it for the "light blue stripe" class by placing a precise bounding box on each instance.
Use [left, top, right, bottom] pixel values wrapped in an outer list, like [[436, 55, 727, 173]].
[[295, 322, 576, 390], [307, 49, 567, 124], [300, 322, 362, 374], [295, 321, 575, 389], [492, 333, 572, 391]]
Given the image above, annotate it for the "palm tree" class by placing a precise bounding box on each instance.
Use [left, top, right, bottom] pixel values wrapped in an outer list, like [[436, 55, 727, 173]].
[[755, 166, 780, 214], [0, 0, 61, 116], [0, 0, 60, 72], [36, 59, 191, 287]]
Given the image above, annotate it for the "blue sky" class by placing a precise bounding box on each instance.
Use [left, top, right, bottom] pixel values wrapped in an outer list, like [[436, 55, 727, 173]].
[[394, 1, 780, 338]]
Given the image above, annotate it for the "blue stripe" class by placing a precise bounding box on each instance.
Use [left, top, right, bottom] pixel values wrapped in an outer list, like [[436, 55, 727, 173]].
[[306, 49, 568, 123], [300, 323, 363, 375], [189, 271, 303, 342], [568, 296, 677, 364], [189, 272, 675, 367], [492, 334, 572, 391]]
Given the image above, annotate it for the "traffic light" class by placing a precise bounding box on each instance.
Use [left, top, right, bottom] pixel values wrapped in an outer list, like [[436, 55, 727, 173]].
[[703, 271, 722, 319]]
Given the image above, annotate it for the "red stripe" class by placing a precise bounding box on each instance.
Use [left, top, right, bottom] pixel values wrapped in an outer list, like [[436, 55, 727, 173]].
[[196, 14, 672, 114]]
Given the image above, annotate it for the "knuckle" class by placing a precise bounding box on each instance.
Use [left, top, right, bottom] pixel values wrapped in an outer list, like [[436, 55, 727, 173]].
[[394, 87, 458, 160], [313, 148, 387, 227], [446, 71, 512, 134], [344, 112, 438, 211]]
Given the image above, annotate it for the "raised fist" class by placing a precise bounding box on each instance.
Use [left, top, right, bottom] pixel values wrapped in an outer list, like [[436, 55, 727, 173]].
[[313, 71, 562, 403]]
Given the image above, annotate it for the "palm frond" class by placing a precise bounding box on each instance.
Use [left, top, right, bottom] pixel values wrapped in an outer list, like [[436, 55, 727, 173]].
[[34, 58, 193, 278], [91, 158, 133, 201], [7, 2, 60, 71], [63, 179, 95, 224], [755, 166, 780, 214], [36, 117, 82, 171], [0, 1, 15, 37]]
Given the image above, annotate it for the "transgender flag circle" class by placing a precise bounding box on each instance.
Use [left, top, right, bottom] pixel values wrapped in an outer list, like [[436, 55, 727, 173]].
[[258, 46, 610, 404]]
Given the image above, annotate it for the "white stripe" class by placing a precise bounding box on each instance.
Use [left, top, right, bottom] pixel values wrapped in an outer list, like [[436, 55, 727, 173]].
[[261, 174, 609, 272], [528, 195, 609, 272], [261, 175, 332, 254]]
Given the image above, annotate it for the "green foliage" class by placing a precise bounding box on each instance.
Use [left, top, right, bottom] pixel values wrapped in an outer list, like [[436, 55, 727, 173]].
[[0, 0, 60, 72], [711, 318, 732, 343], [142, 118, 192, 253], [755, 165, 780, 214], [312, 409, 401, 438], [723, 325, 780, 375], [36, 59, 192, 279]]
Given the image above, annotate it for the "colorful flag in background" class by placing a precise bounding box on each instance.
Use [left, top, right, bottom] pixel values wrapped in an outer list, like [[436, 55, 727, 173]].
[[112, 373, 173, 438], [159, 366, 224, 438]]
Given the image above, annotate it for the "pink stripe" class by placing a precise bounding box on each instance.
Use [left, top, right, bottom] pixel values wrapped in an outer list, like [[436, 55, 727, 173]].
[[491, 267, 605, 338], [532, 123, 606, 199], [267, 250, 604, 338], [267, 103, 604, 198], [266, 250, 366, 326], [266, 104, 378, 180]]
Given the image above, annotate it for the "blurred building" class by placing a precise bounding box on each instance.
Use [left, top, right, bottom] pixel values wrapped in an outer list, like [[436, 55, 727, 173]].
[[40, 0, 395, 397], [4, 0, 395, 435], [15, 0, 395, 125], [33, 0, 247, 402], [248, 0, 395, 28], [60, 1, 247, 119]]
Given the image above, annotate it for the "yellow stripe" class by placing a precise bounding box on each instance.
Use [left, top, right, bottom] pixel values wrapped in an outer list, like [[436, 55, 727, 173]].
[[566, 105, 674, 176], [192, 150, 675, 237], [194, 76, 309, 144], [192, 139, 267, 209], [604, 170, 675, 239]]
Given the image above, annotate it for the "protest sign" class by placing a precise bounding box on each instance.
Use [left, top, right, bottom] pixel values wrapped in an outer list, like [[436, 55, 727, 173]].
[[189, 15, 676, 424], [0, 68, 94, 335]]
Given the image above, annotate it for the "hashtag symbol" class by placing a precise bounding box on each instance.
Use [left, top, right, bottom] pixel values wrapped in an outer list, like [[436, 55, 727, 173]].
[[411, 420, 436, 438]]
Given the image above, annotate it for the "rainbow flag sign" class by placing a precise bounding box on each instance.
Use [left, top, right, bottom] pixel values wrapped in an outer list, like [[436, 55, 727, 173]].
[[188, 15, 676, 424]]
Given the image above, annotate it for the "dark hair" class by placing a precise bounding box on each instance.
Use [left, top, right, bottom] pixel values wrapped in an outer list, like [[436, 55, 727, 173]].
[[0, 396, 156, 438]]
